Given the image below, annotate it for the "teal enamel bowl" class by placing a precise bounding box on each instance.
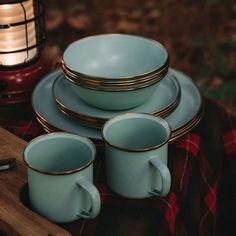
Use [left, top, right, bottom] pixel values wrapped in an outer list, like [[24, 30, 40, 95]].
[[62, 34, 169, 81], [68, 77, 160, 110]]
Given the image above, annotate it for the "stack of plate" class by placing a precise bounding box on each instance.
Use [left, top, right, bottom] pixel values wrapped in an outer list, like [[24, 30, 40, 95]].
[[52, 72, 180, 128], [32, 34, 204, 146]]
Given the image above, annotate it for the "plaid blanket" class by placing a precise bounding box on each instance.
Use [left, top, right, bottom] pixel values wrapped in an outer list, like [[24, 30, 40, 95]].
[[0, 97, 235, 236]]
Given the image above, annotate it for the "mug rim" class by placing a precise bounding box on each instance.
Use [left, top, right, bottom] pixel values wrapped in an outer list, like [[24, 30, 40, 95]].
[[102, 113, 171, 152], [23, 132, 96, 175]]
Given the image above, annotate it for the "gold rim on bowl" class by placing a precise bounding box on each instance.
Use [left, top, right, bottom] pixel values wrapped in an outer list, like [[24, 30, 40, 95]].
[[63, 68, 166, 89], [62, 53, 169, 81], [62, 67, 168, 89], [62, 62, 169, 85], [62, 33, 169, 81], [63, 70, 164, 92]]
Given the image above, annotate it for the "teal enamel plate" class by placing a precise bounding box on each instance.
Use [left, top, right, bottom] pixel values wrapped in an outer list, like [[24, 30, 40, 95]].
[[32, 68, 202, 142], [166, 68, 202, 130], [32, 69, 102, 141], [52, 72, 180, 121]]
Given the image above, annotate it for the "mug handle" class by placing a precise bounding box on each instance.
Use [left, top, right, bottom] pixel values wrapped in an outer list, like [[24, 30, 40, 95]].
[[149, 157, 171, 197], [76, 178, 101, 219]]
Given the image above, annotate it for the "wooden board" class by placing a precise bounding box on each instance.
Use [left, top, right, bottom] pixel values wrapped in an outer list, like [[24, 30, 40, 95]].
[[0, 127, 70, 236]]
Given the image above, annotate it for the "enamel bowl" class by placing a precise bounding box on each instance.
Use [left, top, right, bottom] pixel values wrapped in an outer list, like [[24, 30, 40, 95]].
[[68, 77, 160, 110], [62, 34, 169, 110], [62, 34, 169, 81]]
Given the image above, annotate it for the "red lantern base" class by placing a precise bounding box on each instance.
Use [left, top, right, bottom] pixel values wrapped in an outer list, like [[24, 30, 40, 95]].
[[0, 56, 50, 105]]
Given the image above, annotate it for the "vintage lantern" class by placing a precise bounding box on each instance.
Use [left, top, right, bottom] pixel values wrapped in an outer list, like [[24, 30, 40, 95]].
[[0, 0, 47, 105]]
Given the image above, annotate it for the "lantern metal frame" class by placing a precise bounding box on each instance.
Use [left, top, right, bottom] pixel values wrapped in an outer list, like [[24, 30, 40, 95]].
[[0, 0, 46, 70]]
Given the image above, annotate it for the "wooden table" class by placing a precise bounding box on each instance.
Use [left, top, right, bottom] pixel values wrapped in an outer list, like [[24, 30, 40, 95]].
[[0, 127, 70, 236]]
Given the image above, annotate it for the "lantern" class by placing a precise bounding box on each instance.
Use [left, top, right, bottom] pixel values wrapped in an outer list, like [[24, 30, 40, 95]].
[[0, 0, 47, 104]]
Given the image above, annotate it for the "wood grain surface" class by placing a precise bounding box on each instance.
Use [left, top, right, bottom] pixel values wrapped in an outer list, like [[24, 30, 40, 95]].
[[0, 127, 70, 236]]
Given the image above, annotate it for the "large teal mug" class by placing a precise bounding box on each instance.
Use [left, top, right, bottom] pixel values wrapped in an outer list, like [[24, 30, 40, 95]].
[[102, 113, 171, 199], [23, 133, 101, 223]]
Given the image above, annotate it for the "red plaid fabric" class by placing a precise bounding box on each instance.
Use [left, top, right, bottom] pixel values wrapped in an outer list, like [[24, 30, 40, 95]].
[[175, 134, 200, 157], [204, 182, 217, 216], [0, 97, 235, 236], [223, 128, 236, 155], [165, 192, 179, 234]]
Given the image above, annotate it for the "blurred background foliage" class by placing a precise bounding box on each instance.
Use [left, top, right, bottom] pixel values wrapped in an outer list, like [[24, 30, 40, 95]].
[[43, 0, 236, 114]]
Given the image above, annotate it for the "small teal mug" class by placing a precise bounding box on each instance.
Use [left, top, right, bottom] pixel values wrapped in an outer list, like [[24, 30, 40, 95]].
[[23, 132, 101, 223], [102, 113, 171, 199]]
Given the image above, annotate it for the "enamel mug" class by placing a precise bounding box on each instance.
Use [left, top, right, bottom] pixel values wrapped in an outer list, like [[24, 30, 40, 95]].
[[23, 132, 101, 223], [102, 113, 171, 199]]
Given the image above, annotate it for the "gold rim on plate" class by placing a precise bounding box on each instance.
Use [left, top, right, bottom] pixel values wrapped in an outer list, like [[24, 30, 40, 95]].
[[169, 103, 204, 142], [35, 113, 104, 147], [35, 102, 204, 147], [35, 114, 60, 132], [169, 109, 203, 143], [171, 113, 202, 137], [55, 88, 181, 129], [52, 74, 181, 129], [32, 66, 203, 146], [169, 70, 203, 133]]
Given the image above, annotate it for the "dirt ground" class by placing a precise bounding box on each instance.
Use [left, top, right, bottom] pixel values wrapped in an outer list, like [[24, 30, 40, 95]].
[[43, 0, 236, 114]]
